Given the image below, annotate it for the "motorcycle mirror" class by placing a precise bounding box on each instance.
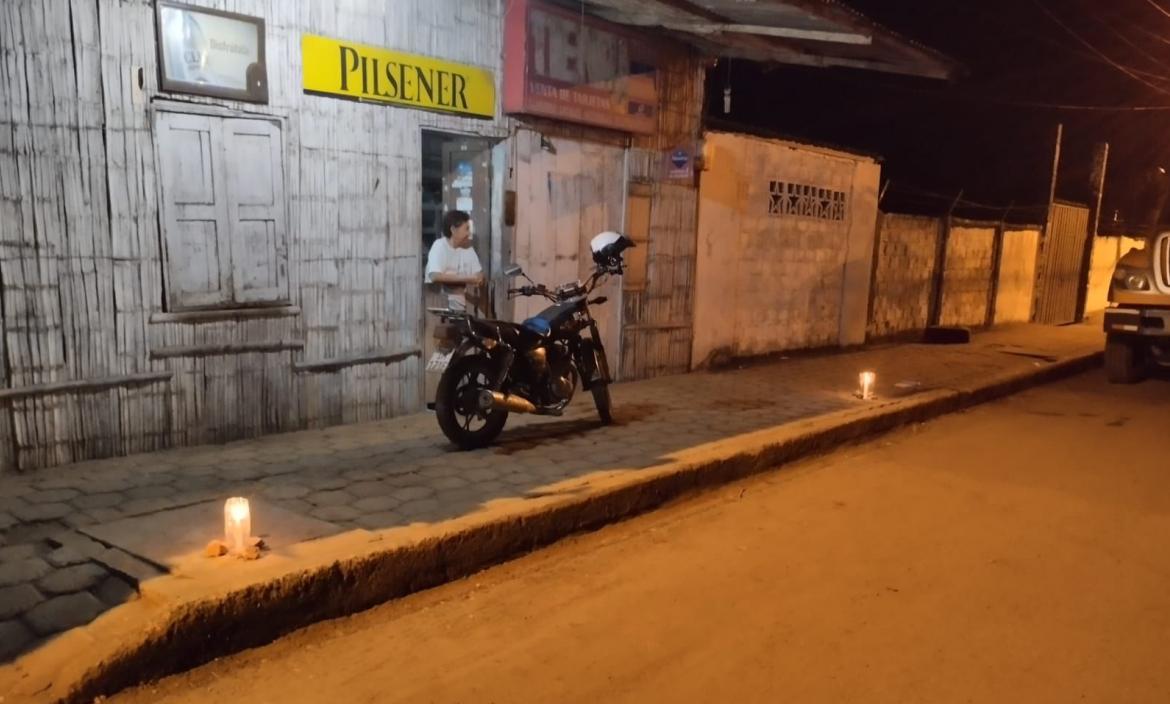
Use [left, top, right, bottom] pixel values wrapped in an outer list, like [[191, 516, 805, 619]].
[[503, 264, 523, 278]]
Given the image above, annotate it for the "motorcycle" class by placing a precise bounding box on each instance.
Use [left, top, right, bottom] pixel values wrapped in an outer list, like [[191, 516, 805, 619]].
[[426, 231, 636, 450]]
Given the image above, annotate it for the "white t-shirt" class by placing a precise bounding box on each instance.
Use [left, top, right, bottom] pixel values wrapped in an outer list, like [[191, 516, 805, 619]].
[[426, 237, 483, 310]]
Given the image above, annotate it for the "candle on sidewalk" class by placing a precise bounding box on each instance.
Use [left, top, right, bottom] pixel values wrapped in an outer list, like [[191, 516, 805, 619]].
[[858, 371, 876, 400], [224, 497, 251, 555]]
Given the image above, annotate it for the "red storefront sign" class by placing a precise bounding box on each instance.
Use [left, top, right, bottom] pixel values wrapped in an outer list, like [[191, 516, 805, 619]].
[[504, 0, 659, 135]]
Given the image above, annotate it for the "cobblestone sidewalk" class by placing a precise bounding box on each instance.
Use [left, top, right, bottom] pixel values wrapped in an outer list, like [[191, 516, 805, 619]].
[[0, 322, 1102, 665]]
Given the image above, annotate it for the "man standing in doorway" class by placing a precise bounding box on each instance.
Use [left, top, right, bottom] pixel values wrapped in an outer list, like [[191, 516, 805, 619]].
[[426, 210, 484, 312]]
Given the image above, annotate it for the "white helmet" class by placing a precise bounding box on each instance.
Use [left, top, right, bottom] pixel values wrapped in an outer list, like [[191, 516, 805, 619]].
[[590, 231, 636, 266]]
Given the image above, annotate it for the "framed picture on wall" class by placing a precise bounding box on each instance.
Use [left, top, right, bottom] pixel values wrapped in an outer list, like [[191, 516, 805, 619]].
[[155, 1, 268, 103]]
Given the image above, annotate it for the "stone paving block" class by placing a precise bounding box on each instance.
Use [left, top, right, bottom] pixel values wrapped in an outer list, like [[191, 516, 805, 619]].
[[120, 497, 185, 517], [354, 511, 404, 531], [0, 582, 45, 620], [61, 512, 99, 530], [307, 490, 354, 507], [501, 472, 538, 489], [309, 505, 360, 523], [348, 480, 394, 497], [396, 498, 444, 523], [32, 477, 82, 491], [351, 495, 402, 514], [73, 492, 126, 510], [45, 546, 87, 568], [0, 619, 36, 661], [0, 544, 39, 562], [0, 558, 52, 588], [455, 467, 502, 483], [37, 562, 108, 595], [172, 475, 223, 492], [431, 476, 470, 491], [343, 468, 386, 482], [389, 486, 435, 503], [25, 488, 80, 504], [124, 484, 177, 501], [302, 475, 348, 492], [474, 481, 511, 496], [221, 465, 264, 482], [24, 591, 105, 636], [81, 477, 133, 494], [96, 548, 165, 587], [83, 508, 125, 524], [10, 502, 73, 522], [261, 484, 312, 501], [95, 575, 138, 607], [186, 464, 223, 477]]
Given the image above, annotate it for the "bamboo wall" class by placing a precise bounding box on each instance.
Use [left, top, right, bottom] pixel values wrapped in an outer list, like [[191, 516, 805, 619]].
[[0, 0, 508, 472], [622, 55, 705, 379]]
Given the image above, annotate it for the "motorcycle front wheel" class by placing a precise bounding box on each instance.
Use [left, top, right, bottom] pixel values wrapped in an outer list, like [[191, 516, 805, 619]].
[[435, 355, 509, 450], [591, 382, 613, 425]]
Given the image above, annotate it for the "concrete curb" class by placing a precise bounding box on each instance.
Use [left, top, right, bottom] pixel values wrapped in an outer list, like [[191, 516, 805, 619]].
[[8, 350, 1102, 704]]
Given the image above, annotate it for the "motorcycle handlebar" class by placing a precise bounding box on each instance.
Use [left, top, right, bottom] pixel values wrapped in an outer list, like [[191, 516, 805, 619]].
[[508, 264, 624, 301]]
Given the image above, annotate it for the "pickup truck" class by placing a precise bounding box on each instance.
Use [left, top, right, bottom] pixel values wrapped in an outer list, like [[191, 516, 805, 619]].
[[1104, 233, 1170, 382]]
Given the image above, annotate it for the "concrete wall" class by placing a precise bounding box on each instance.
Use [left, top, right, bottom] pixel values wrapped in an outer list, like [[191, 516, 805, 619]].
[[868, 214, 941, 339], [939, 224, 997, 328], [993, 228, 1041, 324], [692, 132, 880, 367], [1085, 236, 1147, 314]]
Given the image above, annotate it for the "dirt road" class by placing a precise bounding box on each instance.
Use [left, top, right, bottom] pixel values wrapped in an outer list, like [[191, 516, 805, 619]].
[[112, 371, 1170, 704]]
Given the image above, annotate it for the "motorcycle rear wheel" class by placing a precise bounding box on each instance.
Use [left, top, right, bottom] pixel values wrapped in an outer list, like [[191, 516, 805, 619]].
[[435, 355, 509, 450]]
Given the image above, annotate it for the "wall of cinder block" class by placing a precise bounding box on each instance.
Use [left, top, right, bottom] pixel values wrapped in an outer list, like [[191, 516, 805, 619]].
[[867, 214, 941, 339], [692, 132, 879, 367], [939, 223, 998, 327], [868, 215, 1046, 339]]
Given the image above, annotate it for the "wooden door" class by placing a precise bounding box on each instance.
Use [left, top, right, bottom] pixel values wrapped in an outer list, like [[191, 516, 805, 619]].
[[513, 131, 626, 378]]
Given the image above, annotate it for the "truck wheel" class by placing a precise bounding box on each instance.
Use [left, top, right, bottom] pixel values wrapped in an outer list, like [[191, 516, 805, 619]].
[[1105, 335, 1145, 384]]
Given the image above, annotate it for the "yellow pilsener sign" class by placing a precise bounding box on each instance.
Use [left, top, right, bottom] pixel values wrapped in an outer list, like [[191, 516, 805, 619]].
[[301, 34, 495, 118]]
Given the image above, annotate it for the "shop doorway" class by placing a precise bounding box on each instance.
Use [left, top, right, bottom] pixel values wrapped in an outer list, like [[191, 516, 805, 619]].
[[421, 131, 495, 402]]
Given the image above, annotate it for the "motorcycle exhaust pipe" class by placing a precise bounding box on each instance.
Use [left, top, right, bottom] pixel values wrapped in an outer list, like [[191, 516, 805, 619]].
[[479, 390, 536, 414]]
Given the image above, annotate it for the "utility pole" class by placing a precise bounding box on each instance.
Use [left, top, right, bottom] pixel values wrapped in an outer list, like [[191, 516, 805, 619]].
[[1046, 123, 1063, 213], [1034, 123, 1063, 324], [1075, 141, 1109, 321]]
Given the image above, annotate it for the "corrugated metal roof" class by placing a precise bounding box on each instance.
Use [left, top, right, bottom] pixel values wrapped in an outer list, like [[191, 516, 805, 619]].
[[573, 0, 957, 79]]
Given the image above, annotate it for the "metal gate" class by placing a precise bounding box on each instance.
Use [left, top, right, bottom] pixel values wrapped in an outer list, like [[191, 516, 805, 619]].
[[1033, 202, 1090, 324]]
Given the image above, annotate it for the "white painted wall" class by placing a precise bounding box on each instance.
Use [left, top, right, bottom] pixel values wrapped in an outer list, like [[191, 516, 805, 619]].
[[691, 131, 880, 367]]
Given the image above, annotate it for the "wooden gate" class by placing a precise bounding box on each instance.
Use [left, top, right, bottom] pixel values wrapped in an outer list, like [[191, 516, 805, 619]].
[[1033, 202, 1090, 324]]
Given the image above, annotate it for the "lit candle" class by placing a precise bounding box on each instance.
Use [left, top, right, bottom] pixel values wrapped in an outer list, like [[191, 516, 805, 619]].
[[224, 497, 251, 555], [859, 371, 876, 400]]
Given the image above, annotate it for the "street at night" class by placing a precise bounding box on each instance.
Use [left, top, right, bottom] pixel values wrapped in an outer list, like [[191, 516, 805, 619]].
[[6, 1, 1170, 701], [109, 370, 1170, 704]]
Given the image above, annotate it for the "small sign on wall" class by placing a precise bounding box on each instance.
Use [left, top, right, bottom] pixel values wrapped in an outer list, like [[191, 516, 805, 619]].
[[156, 1, 268, 103], [667, 147, 692, 180]]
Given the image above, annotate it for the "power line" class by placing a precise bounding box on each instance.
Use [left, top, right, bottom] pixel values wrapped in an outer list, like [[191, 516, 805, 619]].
[[898, 1, 1170, 86], [821, 69, 1170, 112], [888, 182, 1049, 212], [1081, 5, 1170, 77], [1140, 0, 1170, 20], [1127, 18, 1170, 47], [1031, 0, 1170, 96]]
